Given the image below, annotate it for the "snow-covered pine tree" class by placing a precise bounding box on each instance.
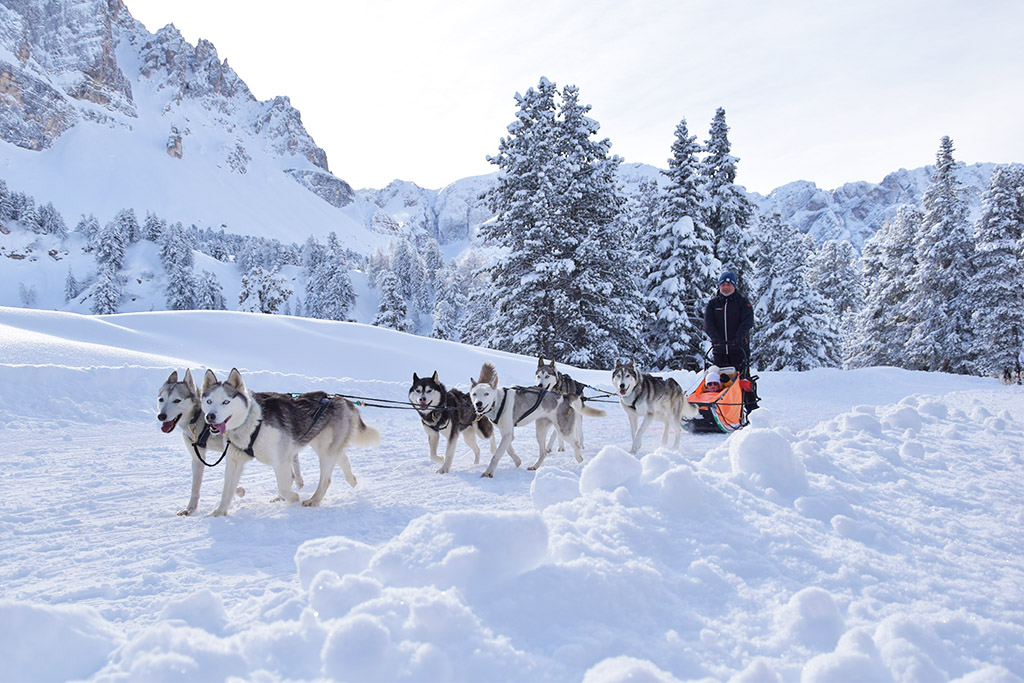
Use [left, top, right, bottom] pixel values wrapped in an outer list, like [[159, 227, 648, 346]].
[[421, 237, 446, 290], [0, 181, 13, 222], [142, 212, 166, 242], [64, 267, 78, 303], [700, 108, 754, 283], [75, 214, 101, 247], [620, 178, 661, 245], [36, 202, 67, 236], [112, 208, 141, 244], [159, 221, 197, 310], [969, 165, 1024, 378], [196, 270, 227, 310], [480, 77, 563, 358], [366, 245, 390, 286], [553, 83, 644, 367], [19, 195, 39, 228], [807, 239, 863, 360], [456, 251, 493, 346], [305, 232, 355, 321], [91, 265, 122, 314], [645, 117, 718, 370], [95, 217, 127, 270], [238, 266, 292, 314], [391, 238, 431, 317], [372, 270, 413, 332], [847, 205, 921, 369], [752, 214, 841, 371], [905, 137, 975, 373], [18, 282, 37, 307], [430, 265, 465, 341]]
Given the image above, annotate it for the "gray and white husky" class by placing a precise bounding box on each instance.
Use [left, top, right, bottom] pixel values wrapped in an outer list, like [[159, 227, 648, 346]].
[[158, 369, 233, 516], [611, 359, 697, 454], [201, 368, 380, 516], [408, 371, 499, 474], [470, 362, 606, 477], [535, 357, 588, 452]]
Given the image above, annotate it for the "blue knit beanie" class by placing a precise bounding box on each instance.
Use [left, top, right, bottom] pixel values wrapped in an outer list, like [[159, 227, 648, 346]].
[[718, 271, 738, 286]]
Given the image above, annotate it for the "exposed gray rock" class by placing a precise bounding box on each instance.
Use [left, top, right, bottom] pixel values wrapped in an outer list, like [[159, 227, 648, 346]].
[[0, 59, 78, 150], [286, 169, 354, 208]]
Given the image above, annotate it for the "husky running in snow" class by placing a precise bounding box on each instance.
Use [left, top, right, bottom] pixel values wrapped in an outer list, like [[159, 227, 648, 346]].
[[157, 369, 258, 516], [535, 357, 589, 452], [611, 359, 697, 454], [201, 368, 379, 516], [469, 362, 606, 477], [408, 371, 503, 474]]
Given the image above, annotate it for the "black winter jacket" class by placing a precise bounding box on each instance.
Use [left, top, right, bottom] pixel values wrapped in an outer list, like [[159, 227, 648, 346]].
[[704, 291, 754, 346]]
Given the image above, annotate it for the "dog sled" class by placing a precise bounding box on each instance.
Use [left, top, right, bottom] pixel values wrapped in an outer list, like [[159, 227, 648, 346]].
[[686, 352, 760, 433]]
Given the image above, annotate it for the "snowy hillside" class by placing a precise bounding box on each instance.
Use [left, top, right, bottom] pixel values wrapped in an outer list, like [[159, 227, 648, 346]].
[[1, 306, 1022, 681], [0, 0, 384, 247]]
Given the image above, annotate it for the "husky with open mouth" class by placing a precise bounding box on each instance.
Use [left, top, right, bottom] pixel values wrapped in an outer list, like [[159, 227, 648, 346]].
[[408, 371, 501, 474], [469, 362, 605, 477], [611, 359, 697, 454], [201, 368, 380, 516]]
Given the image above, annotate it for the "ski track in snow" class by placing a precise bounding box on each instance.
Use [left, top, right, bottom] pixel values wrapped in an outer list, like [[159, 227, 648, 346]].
[[1, 308, 1023, 682]]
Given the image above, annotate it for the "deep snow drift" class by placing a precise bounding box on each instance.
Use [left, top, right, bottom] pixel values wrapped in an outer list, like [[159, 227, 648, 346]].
[[0, 307, 1022, 682]]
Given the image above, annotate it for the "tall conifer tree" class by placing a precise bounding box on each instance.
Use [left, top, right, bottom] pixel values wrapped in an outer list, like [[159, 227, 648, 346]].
[[905, 137, 975, 373]]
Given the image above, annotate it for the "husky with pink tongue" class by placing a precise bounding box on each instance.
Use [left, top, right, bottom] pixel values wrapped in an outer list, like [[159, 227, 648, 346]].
[[157, 369, 245, 516], [201, 368, 380, 517]]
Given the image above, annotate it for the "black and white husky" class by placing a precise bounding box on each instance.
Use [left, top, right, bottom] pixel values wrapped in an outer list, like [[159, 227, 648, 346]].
[[535, 357, 588, 452], [470, 362, 606, 478], [611, 359, 697, 454], [408, 371, 499, 474], [201, 368, 380, 516]]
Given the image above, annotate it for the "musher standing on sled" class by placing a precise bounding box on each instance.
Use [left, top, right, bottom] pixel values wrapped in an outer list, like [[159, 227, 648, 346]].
[[704, 271, 754, 377]]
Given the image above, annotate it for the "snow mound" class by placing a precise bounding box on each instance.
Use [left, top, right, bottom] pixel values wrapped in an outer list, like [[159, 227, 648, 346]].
[[729, 427, 808, 498]]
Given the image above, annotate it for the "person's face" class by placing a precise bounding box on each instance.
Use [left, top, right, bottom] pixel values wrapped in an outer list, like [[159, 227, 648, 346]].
[[719, 281, 735, 296]]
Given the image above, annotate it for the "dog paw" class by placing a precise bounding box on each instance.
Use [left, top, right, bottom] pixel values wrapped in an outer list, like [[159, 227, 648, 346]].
[[236, 487, 245, 498], [480, 472, 493, 478], [527, 465, 539, 471], [302, 498, 320, 507], [346, 475, 357, 487], [574, 454, 584, 463], [436, 467, 450, 474], [270, 495, 285, 503], [207, 509, 228, 518], [176, 508, 194, 516]]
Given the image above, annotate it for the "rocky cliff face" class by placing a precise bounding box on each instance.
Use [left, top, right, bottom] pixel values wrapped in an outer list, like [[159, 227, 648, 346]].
[[1, 0, 334, 184], [755, 164, 999, 249]]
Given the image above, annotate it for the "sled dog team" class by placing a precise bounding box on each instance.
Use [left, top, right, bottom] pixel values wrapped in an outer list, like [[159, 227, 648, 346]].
[[157, 359, 698, 516]]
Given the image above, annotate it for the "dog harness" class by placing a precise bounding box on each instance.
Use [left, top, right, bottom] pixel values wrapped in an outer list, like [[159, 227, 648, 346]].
[[298, 395, 332, 441], [420, 408, 452, 433], [187, 408, 225, 467], [513, 387, 547, 426]]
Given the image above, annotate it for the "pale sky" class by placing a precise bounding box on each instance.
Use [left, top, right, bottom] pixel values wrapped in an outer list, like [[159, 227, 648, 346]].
[[126, 0, 1024, 193]]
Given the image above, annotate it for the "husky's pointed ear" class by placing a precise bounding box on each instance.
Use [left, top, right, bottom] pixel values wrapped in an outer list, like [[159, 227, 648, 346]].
[[227, 368, 245, 392], [470, 377, 477, 387], [202, 369, 218, 393], [184, 369, 197, 392], [490, 373, 499, 389], [626, 358, 634, 367], [537, 357, 544, 368], [413, 372, 420, 383], [551, 360, 557, 371], [166, 370, 179, 384], [431, 370, 438, 382]]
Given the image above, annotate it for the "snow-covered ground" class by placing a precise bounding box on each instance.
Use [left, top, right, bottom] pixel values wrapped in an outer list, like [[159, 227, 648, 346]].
[[1, 306, 1022, 682]]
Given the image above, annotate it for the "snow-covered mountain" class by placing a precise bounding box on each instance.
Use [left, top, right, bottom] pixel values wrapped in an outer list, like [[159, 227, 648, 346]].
[[755, 163, 1003, 250], [0, 0, 384, 247]]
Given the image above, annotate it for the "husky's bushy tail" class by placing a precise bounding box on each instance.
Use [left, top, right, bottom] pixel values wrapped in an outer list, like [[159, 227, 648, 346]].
[[570, 396, 606, 418], [350, 416, 381, 448]]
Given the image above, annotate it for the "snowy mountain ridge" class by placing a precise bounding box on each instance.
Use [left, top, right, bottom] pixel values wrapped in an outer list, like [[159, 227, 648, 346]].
[[0, 0, 385, 247]]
